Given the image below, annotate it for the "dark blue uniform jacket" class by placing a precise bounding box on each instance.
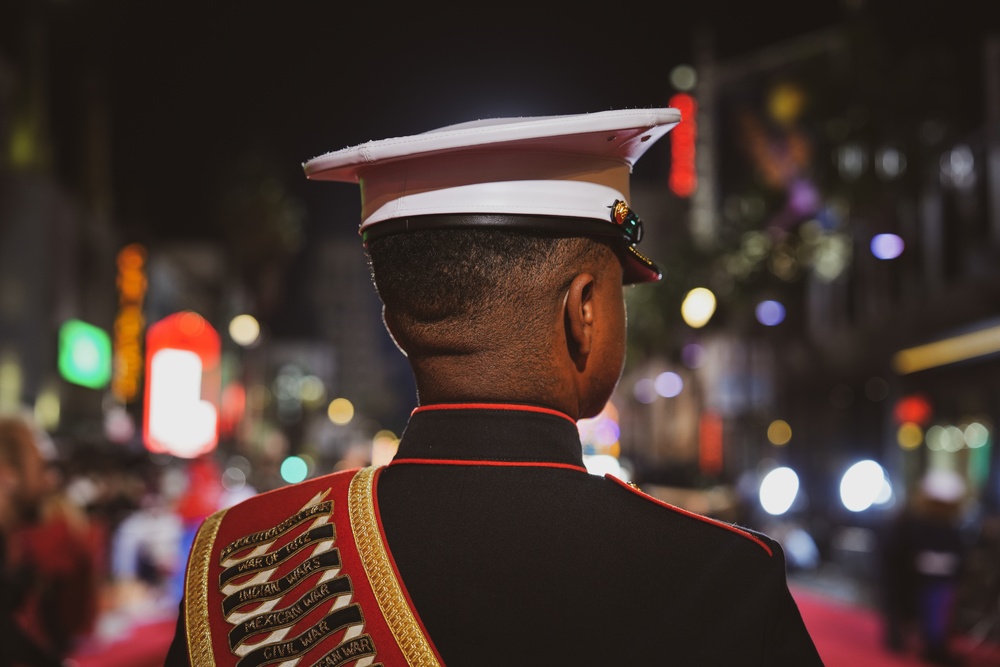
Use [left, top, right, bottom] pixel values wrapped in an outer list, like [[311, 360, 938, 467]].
[[166, 404, 824, 666]]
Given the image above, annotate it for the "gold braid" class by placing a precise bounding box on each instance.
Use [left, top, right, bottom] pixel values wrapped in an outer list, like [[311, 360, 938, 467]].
[[185, 509, 227, 666], [349, 466, 442, 667]]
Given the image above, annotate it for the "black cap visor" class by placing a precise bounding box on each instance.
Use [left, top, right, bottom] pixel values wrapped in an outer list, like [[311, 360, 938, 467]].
[[361, 214, 662, 285]]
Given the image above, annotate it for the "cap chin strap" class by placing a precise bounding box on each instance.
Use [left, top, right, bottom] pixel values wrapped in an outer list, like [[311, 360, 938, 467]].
[[360, 213, 631, 244], [360, 213, 661, 285]]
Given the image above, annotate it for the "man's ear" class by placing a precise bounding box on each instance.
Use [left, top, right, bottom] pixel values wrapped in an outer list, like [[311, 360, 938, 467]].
[[564, 272, 597, 366]]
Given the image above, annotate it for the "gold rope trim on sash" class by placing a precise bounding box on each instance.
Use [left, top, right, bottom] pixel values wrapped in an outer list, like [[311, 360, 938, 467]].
[[185, 509, 228, 666], [349, 466, 442, 667]]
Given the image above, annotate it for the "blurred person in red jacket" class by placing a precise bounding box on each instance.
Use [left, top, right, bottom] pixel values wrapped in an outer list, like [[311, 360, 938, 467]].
[[0, 414, 99, 667], [167, 455, 223, 604]]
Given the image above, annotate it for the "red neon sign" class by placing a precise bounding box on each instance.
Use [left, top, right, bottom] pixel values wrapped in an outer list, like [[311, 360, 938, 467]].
[[669, 93, 698, 198], [143, 311, 221, 458], [698, 410, 723, 476]]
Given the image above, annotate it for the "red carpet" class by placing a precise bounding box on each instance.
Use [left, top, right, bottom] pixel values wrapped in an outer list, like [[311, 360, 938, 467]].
[[67, 615, 177, 667], [65, 588, 999, 666], [792, 586, 1000, 667]]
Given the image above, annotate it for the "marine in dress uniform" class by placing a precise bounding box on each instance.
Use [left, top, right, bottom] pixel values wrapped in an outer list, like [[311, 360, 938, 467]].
[[165, 108, 825, 666]]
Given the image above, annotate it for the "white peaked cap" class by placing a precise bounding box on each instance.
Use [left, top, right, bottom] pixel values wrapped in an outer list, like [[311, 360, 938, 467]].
[[302, 107, 682, 283]]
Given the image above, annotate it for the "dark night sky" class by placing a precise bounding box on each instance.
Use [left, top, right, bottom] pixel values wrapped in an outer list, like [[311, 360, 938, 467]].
[[24, 0, 858, 238], [8, 0, 988, 233], [3, 0, 995, 335]]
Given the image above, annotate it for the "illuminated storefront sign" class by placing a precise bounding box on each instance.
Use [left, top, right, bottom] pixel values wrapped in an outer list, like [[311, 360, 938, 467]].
[[143, 311, 221, 458], [112, 244, 148, 402]]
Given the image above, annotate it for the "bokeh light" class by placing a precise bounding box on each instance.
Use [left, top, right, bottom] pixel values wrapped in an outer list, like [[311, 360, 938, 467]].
[[755, 300, 786, 326], [35, 386, 61, 431], [372, 430, 399, 466], [654, 371, 684, 398], [681, 288, 717, 328], [870, 234, 904, 260], [280, 456, 308, 484], [760, 467, 799, 515], [926, 425, 945, 451], [944, 426, 965, 452], [58, 319, 112, 389], [579, 403, 622, 454], [669, 64, 697, 91], [229, 314, 261, 347], [298, 375, 326, 405], [767, 419, 792, 446], [767, 82, 806, 125], [839, 460, 888, 512], [875, 477, 893, 505], [893, 394, 933, 425], [940, 145, 976, 189], [875, 147, 907, 180], [221, 466, 247, 491], [896, 422, 923, 450], [327, 397, 355, 425], [964, 422, 989, 448], [583, 454, 628, 481]]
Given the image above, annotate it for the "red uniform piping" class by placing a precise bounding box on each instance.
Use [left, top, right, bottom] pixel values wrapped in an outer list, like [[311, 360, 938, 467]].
[[388, 458, 587, 473], [606, 474, 773, 557]]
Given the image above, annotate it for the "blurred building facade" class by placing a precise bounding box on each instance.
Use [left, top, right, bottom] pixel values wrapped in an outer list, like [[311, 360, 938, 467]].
[[614, 8, 1000, 556], [0, 9, 119, 446]]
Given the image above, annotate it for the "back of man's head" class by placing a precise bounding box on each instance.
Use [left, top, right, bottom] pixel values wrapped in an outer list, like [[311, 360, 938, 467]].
[[303, 108, 681, 412], [366, 221, 614, 359]]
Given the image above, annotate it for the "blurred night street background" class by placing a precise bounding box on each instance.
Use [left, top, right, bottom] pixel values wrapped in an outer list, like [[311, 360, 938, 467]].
[[2, 0, 1000, 665]]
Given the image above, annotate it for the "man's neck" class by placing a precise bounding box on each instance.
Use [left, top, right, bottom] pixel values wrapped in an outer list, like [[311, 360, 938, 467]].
[[410, 355, 577, 418]]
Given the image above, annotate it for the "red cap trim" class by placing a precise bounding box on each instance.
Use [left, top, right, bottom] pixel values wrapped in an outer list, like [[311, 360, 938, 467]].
[[389, 458, 587, 473], [412, 403, 577, 424], [606, 475, 773, 557]]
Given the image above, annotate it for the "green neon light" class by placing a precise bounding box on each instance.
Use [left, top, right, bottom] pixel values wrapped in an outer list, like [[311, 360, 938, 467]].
[[58, 319, 112, 389]]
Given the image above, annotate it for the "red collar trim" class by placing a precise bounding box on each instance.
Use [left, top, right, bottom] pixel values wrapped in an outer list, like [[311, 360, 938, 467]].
[[388, 458, 587, 473], [412, 403, 577, 425]]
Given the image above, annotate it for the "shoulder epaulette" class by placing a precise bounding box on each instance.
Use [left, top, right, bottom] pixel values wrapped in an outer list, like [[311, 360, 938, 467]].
[[605, 474, 773, 557]]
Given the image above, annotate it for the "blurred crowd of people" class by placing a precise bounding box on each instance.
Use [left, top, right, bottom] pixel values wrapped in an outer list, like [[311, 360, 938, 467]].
[[2, 405, 1000, 666], [0, 408, 373, 667], [0, 411, 244, 667], [1, 414, 100, 666]]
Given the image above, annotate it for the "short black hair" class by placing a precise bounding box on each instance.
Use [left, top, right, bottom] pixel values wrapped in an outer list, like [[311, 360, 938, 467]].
[[365, 223, 614, 356]]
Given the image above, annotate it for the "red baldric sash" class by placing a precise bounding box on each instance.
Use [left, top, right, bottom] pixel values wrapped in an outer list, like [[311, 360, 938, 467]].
[[184, 466, 444, 667]]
